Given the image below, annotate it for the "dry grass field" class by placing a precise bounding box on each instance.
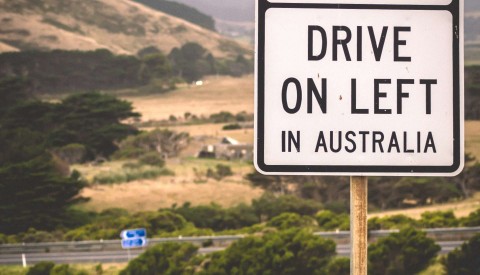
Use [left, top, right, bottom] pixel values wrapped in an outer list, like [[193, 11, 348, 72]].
[[370, 192, 480, 220], [77, 158, 262, 212], [465, 120, 480, 160], [125, 74, 253, 122], [79, 76, 480, 216]]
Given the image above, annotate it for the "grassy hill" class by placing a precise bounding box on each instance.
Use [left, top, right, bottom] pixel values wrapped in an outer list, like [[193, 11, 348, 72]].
[[0, 0, 251, 58]]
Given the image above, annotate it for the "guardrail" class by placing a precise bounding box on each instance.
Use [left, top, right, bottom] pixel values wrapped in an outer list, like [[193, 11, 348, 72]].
[[1, 227, 479, 255]]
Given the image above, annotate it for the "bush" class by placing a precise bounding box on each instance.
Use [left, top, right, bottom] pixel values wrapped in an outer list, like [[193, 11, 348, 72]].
[[92, 167, 174, 184], [27, 262, 55, 275], [420, 210, 459, 228], [324, 257, 350, 275], [138, 152, 165, 167], [170, 203, 259, 231], [266, 212, 316, 230], [252, 193, 323, 221], [368, 215, 419, 230], [50, 264, 74, 275], [120, 242, 198, 275], [368, 227, 440, 275], [209, 111, 235, 123], [222, 123, 241, 130], [460, 208, 480, 227], [64, 210, 190, 240], [206, 164, 233, 181], [315, 210, 350, 231], [113, 129, 189, 159], [201, 229, 336, 275], [443, 233, 480, 275]]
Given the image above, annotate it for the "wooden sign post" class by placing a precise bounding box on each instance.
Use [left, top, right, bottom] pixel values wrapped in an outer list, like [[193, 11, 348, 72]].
[[350, 176, 368, 275]]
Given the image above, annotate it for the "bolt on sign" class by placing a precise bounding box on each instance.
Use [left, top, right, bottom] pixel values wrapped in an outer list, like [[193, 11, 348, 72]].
[[255, 0, 464, 176]]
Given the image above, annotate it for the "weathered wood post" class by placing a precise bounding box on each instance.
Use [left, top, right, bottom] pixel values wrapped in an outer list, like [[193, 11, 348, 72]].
[[350, 176, 368, 275]]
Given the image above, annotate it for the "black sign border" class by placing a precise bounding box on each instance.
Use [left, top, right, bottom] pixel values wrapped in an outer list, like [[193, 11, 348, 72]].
[[256, 0, 462, 175]]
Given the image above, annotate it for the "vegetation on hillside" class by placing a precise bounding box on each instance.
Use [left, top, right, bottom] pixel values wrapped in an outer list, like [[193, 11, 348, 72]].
[[0, 45, 252, 94], [246, 156, 480, 212]]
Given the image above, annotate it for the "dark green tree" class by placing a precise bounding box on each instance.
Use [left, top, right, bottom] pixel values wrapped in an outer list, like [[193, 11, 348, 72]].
[[368, 227, 440, 275], [201, 229, 336, 275], [460, 208, 480, 226], [51, 92, 140, 157], [266, 212, 316, 230], [0, 77, 32, 115], [315, 210, 350, 231], [443, 233, 480, 275], [0, 122, 87, 234], [168, 42, 213, 82], [120, 242, 198, 275], [26, 261, 55, 275], [252, 193, 323, 221], [419, 211, 459, 228]]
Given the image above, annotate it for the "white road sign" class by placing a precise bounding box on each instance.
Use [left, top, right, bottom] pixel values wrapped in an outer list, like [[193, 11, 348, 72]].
[[254, 0, 464, 176]]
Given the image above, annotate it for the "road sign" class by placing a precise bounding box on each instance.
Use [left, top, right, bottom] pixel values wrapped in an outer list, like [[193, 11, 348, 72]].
[[255, 0, 464, 176], [120, 228, 147, 249]]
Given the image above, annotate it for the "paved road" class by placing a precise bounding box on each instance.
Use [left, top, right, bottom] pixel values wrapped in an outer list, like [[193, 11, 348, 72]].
[[0, 242, 464, 265]]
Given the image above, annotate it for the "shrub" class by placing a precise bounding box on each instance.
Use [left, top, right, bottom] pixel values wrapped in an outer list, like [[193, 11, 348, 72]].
[[27, 262, 55, 275], [222, 123, 241, 130], [138, 152, 165, 167], [460, 208, 480, 227], [368, 227, 440, 275], [266, 212, 316, 230], [368, 214, 419, 230], [206, 164, 233, 181], [315, 210, 350, 231], [209, 111, 235, 123], [325, 257, 350, 275], [201, 229, 336, 275], [420, 210, 459, 228], [170, 203, 259, 231], [92, 167, 173, 184], [50, 264, 74, 275], [113, 129, 189, 159], [252, 193, 323, 221], [443, 233, 480, 275], [120, 242, 198, 275]]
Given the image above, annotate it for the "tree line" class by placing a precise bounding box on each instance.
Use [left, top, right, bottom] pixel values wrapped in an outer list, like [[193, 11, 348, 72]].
[[0, 44, 252, 94], [246, 157, 480, 213]]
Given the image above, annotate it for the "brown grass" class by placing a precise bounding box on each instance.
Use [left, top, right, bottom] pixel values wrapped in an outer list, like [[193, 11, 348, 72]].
[[370, 192, 480, 219], [80, 178, 262, 212], [465, 120, 480, 160], [125, 75, 253, 122], [78, 158, 262, 212]]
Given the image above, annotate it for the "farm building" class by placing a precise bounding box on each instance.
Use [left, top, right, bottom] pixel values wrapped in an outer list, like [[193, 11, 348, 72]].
[[198, 137, 253, 160]]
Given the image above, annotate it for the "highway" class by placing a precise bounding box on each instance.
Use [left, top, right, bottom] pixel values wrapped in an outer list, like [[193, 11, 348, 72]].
[[0, 241, 464, 265]]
